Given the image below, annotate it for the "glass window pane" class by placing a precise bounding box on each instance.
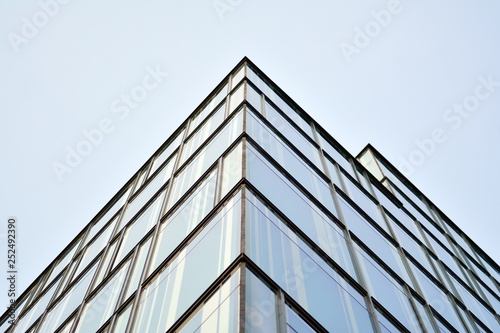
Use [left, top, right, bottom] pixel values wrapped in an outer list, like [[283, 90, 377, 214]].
[[229, 83, 244, 113], [339, 196, 413, 287], [151, 170, 217, 274], [321, 135, 356, 179], [114, 192, 164, 268], [189, 83, 228, 136], [220, 142, 242, 199], [122, 237, 151, 303], [133, 194, 241, 332], [245, 195, 373, 333], [264, 101, 322, 171], [75, 261, 130, 332], [178, 270, 240, 333], [85, 187, 131, 247], [246, 190, 356, 281], [167, 110, 243, 210], [150, 128, 184, 175], [119, 157, 174, 231], [285, 305, 316, 333], [93, 241, 117, 290], [409, 261, 465, 331], [340, 174, 388, 233], [13, 278, 60, 333], [354, 244, 420, 332], [245, 270, 278, 333], [44, 241, 80, 291], [112, 302, 133, 333], [181, 102, 225, 166], [38, 263, 98, 332], [247, 83, 262, 113], [231, 65, 245, 89], [74, 220, 115, 279]]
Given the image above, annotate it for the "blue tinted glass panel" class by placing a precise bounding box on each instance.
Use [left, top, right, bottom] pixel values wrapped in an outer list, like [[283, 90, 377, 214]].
[[133, 194, 241, 332], [264, 101, 322, 171], [285, 305, 316, 333], [181, 102, 225, 166], [178, 270, 240, 333], [114, 192, 164, 268], [246, 196, 373, 333], [151, 170, 217, 274], [245, 270, 278, 333], [38, 263, 97, 332], [354, 244, 421, 332], [168, 110, 243, 210], [76, 261, 130, 332]]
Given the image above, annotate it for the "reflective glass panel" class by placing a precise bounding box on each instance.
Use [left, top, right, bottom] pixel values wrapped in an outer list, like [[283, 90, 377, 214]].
[[264, 101, 322, 171], [189, 83, 228, 135], [151, 170, 217, 274], [285, 305, 316, 333], [178, 270, 240, 333], [133, 194, 241, 332], [122, 237, 151, 303], [74, 220, 115, 279], [38, 263, 97, 332], [246, 190, 356, 280], [246, 195, 373, 333], [232, 65, 245, 88], [181, 102, 225, 166], [220, 142, 242, 199], [75, 261, 130, 332], [354, 244, 421, 332], [150, 128, 184, 175], [246, 113, 333, 212], [245, 270, 278, 333], [167, 110, 243, 210], [229, 83, 244, 113], [339, 196, 413, 286], [113, 192, 164, 268], [119, 160, 173, 231], [112, 302, 132, 333], [13, 278, 60, 333]]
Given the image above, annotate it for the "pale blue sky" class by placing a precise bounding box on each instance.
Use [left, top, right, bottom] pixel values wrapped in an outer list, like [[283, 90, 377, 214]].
[[1, 0, 499, 301]]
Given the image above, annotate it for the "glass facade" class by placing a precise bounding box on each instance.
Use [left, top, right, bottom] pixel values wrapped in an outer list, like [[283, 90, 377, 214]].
[[2, 58, 498, 332]]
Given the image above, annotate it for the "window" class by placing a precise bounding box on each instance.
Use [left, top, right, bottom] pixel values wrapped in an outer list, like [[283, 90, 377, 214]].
[[178, 270, 240, 333], [133, 194, 241, 332]]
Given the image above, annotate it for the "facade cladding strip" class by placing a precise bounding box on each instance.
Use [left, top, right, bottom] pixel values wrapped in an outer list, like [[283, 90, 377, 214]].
[[2, 58, 499, 333]]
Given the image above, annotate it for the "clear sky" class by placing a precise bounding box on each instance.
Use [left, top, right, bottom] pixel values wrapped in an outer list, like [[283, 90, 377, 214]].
[[1, 0, 499, 302]]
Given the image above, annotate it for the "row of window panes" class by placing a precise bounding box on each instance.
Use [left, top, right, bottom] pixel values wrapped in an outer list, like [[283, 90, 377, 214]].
[[188, 83, 228, 137], [11, 154, 239, 333], [167, 112, 242, 216], [245, 144, 357, 280], [245, 190, 374, 332], [369, 153, 499, 292], [246, 110, 334, 213], [246, 66, 314, 139]]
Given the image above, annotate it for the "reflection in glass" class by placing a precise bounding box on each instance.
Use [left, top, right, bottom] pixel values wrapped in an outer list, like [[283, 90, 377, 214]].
[[151, 170, 217, 274], [245, 195, 373, 332], [133, 194, 241, 332], [168, 110, 243, 210], [37, 263, 98, 332], [75, 261, 130, 332], [181, 102, 225, 166], [246, 270, 277, 333], [113, 192, 165, 268], [178, 270, 240, 333]]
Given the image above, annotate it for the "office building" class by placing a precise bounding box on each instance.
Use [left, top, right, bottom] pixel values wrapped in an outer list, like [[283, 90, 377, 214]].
[[2, 57, 499, 332]]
